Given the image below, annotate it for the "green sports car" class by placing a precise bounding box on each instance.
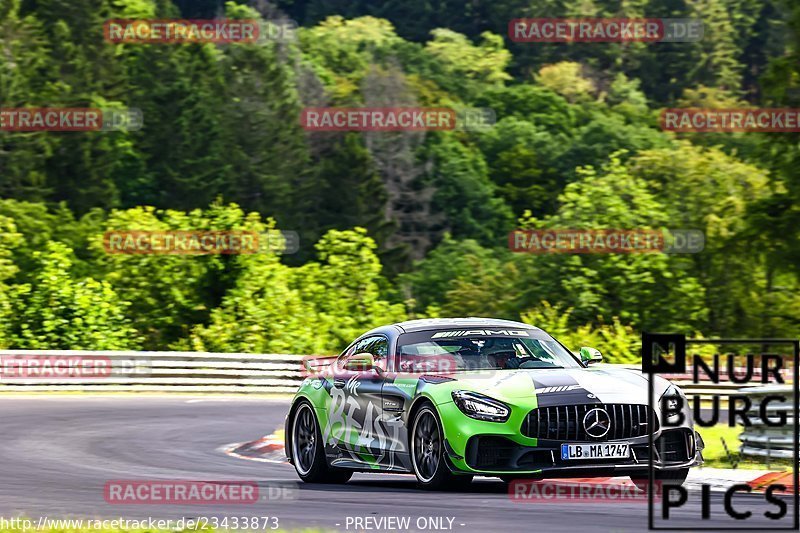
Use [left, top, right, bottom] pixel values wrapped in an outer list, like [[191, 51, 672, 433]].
[[285, 318, 703, 489]]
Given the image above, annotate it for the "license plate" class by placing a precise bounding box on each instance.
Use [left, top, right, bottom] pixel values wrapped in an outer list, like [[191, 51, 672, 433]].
[[561, 443, 629, 460]]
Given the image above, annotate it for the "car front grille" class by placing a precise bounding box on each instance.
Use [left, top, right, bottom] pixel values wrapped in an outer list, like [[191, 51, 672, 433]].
[[521, 404, 658, 441]]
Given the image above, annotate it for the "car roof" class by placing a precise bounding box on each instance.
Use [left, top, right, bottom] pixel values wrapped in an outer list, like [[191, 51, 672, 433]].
[[390, 317, 543, 333]]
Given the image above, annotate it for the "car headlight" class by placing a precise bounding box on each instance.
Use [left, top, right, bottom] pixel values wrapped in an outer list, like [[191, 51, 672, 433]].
[[451, 390, 510, 422], [660, 385, 684, 420]]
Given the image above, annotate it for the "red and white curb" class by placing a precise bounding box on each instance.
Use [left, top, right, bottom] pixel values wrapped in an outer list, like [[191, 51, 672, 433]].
[[742, 470, 795, 492], [221, 430, 794, 493], [222, 429, 288, 464]]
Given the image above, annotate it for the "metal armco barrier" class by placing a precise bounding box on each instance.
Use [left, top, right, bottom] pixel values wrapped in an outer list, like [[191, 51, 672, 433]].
[[738, 385, 796, 464], [0, 350, 309, 393], [0, 350, 787, 397]]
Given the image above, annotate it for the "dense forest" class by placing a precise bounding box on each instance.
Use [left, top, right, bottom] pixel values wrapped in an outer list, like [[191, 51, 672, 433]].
[[0, 0, 798, 360]]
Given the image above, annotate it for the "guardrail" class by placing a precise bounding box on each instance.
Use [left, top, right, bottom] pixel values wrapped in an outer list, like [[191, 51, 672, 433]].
[[0, 350, 308, 393], [0, 351, 791, 399], [737, 385, 795, 466]]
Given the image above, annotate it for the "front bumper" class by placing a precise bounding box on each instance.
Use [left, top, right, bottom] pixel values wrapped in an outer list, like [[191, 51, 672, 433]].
[[437, 401, 703, 476], [455, 429, 702, 476]]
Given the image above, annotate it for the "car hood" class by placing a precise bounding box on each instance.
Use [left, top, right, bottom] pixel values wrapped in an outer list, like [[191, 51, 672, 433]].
[[446, 366, 668, 406]]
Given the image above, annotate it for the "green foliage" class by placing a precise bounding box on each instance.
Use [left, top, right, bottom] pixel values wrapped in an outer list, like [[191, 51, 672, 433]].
[[7, 241, 139, 350], [516, 152, 707, 331], [472, 85, 575, 135], [521, 302, 640, 364], [189, 227, 406, 354], [0, 0, 797, 352], [424, 30, 511, 88], [535, 62, 596, 103], [183, 246, 323, 354], [0, 199, 98, 281], [0, 215, 23, 347], [0, 214, 23, 283], [399, 235, 510, 315], [477, 117, 567, 216], [297, 228, 406, 347], [606, 73, 649, 111], [298, 16, 403, 100], [88, 203, 268, 349], [419, 133, 514, 242], [630, 143, 773, 335]]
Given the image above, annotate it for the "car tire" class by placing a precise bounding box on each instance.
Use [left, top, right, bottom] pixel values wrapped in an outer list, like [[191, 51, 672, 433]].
[[291, 401, 352, 484], [630, 468, 689, 493], [410, 404, 470, 490]]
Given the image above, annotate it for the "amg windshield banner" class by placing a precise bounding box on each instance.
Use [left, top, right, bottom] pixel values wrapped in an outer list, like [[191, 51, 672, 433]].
[[643, 333, 799, 530]]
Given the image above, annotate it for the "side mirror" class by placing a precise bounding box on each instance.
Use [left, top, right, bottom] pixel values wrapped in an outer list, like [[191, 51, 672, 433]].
[[579, 347, 603, 365], [344, 352, 378, 372]]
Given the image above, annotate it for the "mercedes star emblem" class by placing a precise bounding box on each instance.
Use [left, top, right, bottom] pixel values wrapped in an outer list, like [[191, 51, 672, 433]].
[[583, 407, 611, 438]]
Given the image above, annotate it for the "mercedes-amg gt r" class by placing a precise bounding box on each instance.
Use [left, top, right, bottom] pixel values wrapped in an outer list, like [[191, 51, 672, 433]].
[[285, 318, 703, 489]]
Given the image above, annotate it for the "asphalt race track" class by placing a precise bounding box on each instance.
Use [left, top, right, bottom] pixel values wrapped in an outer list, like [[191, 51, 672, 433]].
[[0, 397, 793, 532]]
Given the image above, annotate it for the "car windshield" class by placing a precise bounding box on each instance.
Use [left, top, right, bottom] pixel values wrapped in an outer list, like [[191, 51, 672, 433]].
[[396, 329, 581, 372]]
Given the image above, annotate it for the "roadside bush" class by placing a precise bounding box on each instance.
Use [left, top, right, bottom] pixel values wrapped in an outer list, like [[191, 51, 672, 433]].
[[521, 301, 640, 364]]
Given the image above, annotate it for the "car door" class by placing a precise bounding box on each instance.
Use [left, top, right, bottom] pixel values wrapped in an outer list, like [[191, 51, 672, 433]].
[[326, 335, 390, 467]]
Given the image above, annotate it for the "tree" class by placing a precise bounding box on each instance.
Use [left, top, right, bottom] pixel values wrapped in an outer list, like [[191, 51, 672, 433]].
[[516, 151, 707, 331], [398, 235, 508, 314], [295, 228, 406, 348], [184, 241, 324, 354], [88, 202, 265, 349], [521, 302, 641, 364], [0, 214, 23, 347], [218, 2, 313, 220], [423, 29, 511, 97], [688, 0, 744, 93], [535, 62, 596, 103], [189, 227, 406, 353], [418, 132, 513, 244], [0, 0, 53, 202], [8, 241, 139, 349], [630, 142, 773, 335], [298, 15, 404, 101], [477, 117, 569, 216]]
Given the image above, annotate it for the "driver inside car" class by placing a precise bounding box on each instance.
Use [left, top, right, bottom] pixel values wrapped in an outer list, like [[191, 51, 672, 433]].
[[482, 339, 559, 369], [481, 339, 521, 369], [451, 341, 490, 370]]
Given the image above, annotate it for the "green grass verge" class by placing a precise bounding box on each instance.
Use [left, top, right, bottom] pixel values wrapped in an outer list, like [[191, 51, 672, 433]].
[[696, 424, 791, 470], [697, 424, 744, 467]]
